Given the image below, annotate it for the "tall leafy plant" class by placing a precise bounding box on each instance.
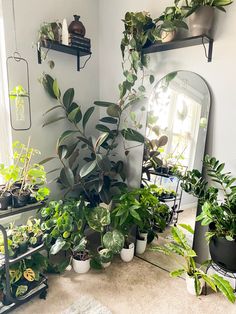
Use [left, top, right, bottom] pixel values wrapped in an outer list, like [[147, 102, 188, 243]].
[[41, 74, 145, 205]]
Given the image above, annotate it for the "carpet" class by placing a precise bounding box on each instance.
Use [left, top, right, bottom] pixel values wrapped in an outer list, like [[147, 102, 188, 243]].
[[61, 295, 112, 314]]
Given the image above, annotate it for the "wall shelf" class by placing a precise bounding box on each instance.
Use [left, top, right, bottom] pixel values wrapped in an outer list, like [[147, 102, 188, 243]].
[[142, 35, 214, 62], [37, 40, 92, 71]]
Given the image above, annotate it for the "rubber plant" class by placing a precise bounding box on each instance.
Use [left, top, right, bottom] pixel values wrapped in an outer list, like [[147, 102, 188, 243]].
[[152, 225, 235, 303], [41, 74, 145, 205]]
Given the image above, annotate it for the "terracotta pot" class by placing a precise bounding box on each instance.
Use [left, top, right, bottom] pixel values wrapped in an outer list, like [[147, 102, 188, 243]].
[[188, 6, 215, 36], [68, 15, 86, 37]]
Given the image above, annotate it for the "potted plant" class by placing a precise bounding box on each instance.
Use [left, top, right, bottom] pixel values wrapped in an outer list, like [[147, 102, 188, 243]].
[[152, 225, 235, 302], [71, 237, 91, 274], [0, 163, 20, 210], [155, 4, 188, 42], [11, 140, 50, 208], [10, 225, 29, 255], [9, 85, 29, 122], [184, 0, 233, 36], [26, 218, 44, 248], [178, 155, 236, 272]]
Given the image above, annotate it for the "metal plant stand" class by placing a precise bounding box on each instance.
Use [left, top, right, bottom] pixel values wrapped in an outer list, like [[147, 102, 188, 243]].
[[0, 203, 48, 313]]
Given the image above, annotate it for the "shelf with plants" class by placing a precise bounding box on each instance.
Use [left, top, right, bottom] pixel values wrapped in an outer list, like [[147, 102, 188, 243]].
[[37, 40, 92, 71], [142, 34, 214, 62], [0, 219, 48, 313], [0, 202, 45, 220]]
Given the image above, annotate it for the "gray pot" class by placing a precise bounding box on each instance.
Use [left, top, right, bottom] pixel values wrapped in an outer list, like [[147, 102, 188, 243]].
[[188, 6, 215, 36]]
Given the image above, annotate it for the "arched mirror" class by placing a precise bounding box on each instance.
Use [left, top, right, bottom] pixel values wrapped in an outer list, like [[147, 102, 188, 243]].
[[138, 71, 211, 271]]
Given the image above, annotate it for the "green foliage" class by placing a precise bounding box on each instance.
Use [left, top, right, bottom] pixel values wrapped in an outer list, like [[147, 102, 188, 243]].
[[42, 74, 145, 205], [41, 199, 88, 255], [152, 225, 235, 302], [178, 155, 236, 239], [184, 0, 233, 16]]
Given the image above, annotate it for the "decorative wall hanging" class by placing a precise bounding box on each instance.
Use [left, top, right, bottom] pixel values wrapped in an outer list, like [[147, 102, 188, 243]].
[[7, 0, 32, 131]]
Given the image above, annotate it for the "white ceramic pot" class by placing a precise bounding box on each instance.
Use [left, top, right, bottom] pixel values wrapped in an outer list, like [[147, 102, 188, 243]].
[[72, 258, 90, 274], [135, 238, 147, 255], [161, 29, 176, 43], [102, 261, 111, 268], [139, 232, 148, 240], [186, 274, 204, 296], [120, 243, 135, 262]]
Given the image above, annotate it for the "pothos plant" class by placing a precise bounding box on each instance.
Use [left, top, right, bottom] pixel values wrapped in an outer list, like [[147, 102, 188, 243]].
[[41, 74, 145, 205]]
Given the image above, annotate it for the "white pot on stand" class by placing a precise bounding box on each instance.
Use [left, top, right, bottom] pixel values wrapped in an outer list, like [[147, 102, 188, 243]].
[[72, 258, 90, 274], [120, 243, 135, 262], [186, 274, 204, 296]]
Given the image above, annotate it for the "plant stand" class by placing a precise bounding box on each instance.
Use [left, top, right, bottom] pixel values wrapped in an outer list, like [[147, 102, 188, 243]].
[[204, 262, 236, 295], [149, 167, 187, 226], [0, 204, 48, 313]]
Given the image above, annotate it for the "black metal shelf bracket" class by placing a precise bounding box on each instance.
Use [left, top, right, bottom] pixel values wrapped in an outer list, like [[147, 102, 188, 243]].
[[37, 40, 92, 71], [142, 35, 214, 63]]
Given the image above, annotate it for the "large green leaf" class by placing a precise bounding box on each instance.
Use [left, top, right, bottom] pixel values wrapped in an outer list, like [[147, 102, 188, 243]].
[[50, 238, 66, 255], [102, 230, 124, 254], [86, 206, 110, 232], [42, 116, 66, 127], [171, 227, 190, 250], [73, 237, 87, 253], [57, 130, 79, 146], [60, 167, 74, 187], [107, 104, 121, 118], [63, 88, 74, 108], [201, 274, 217, 292], [68, 107, 82, 124], [179, 224, 194, 235], [194, 275, 201, 296], [170, 269, 185, 278], [53, 79, 61, 99], [57, 145, 68, 160], [83, 106, 95, 130], [212, 274, 236, 303], [43, 105, 64, 116], [100, 117, 118, 124], [94, 133, 109, 150], [94, 101, 116, 107], [42, 74, 57, 99], [121, 128, 145, 143], [96, 124, 111, 133], [96, 154, 111, 172], [80, 160, 97, 178]]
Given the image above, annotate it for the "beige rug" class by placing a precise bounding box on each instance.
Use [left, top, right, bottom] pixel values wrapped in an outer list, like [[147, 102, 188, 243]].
[[61, 295, 112, 314]]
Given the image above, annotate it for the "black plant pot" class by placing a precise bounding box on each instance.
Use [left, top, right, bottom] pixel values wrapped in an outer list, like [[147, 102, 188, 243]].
[[30, 235, 43, 248], [18, 241, 29, 255], [0, 192, 12, 210], [209, 236, 236, 272], [11, 188, 30, 208]]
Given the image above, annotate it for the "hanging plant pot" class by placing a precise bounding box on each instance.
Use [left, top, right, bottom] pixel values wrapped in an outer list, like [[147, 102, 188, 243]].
[[186, 274, 204, 296], [188, 6, 215, 37], [11, 188, 30, 208], [0, 192, 12, 210], [120, 243, 134, 262], [161, 29, 176, 43], [209, 236, 236, 272]]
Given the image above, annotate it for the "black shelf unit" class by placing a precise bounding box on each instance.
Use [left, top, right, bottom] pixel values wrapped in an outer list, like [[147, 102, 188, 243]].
[[0, 202, 45, 219], [37, 40, 92, 71], [0, 203, 48, 313], [142, 35, 214, 62], [146, 167, 187, 225]]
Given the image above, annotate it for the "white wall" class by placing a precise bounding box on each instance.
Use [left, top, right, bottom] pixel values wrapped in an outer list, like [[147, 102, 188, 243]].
[[98, 0, 236, 260], [2, 0, 100, 198]]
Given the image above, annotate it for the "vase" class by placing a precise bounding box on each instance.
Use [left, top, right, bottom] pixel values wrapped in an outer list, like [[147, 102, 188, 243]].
[[68, 15, 86, 37], [135, 238, 147, 255], [188, 6, 215, 36]]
